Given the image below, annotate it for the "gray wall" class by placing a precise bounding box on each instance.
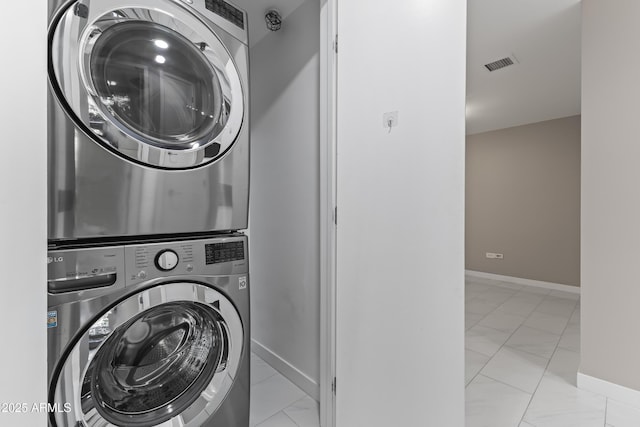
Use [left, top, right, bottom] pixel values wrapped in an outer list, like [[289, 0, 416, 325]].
[[0, 1, 47, 425], [248, 0, 321, 397], [581, 0, 640, 392], [466, 116, 581, 286]]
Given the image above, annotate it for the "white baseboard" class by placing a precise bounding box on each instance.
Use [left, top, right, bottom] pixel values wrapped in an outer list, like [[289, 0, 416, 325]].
[[251, 339, 320, 401], [578, 372, 640, 408], [465, 270, 580, 294]]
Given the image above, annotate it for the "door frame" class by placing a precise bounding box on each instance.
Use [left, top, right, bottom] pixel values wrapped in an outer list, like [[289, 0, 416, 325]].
[[319, 0, 338, 426]]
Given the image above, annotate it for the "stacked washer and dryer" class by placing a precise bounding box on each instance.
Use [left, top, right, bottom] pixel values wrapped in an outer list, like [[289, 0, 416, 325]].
[[46, 0, 251, 425]]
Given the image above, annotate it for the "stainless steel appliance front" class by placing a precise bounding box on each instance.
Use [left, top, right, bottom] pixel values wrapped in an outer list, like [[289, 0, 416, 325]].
[[47, 234, 250, 427], [48, 0, 249, 241]]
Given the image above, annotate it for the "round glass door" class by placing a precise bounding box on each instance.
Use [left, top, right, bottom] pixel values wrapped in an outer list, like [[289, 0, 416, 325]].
[[82, 302, 225, 426], [51, 282, 244, 427], [50, 0, 245, 169], [90, 22, 225, 147]]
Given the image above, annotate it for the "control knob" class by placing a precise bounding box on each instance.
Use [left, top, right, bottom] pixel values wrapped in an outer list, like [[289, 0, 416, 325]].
[[155, 250, 179, 271]]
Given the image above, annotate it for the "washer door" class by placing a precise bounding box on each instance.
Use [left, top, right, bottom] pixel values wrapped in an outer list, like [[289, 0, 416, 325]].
[[50, 0, 245, 169], [51, 282, 244, 427]]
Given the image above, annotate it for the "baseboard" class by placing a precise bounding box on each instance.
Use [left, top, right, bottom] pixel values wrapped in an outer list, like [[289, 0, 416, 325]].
[[578, 372, 640, 408], [251, 339, 320, 401], [465, 270, 580, 294]]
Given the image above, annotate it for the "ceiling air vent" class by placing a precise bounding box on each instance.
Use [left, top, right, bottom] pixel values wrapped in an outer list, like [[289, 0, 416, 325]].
[[484, 55, 518, 72]]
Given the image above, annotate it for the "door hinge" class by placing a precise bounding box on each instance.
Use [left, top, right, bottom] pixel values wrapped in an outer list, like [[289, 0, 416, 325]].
[[333, 35, 338, 53], [334, 206, 337, 225], [332, 377, 337, 395]]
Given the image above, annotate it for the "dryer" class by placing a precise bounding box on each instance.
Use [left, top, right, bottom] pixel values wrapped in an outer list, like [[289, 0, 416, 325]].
[[48, 0, 250, 242], [47, 234, 250, 426]]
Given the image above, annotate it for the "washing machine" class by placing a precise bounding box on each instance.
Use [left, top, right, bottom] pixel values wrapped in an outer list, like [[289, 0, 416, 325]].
[[47, 234, 250, 426], [48, 0, 250, 242]]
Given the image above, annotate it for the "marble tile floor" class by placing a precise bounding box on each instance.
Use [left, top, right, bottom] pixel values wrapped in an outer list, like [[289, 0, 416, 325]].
[[466, 275, 640, 427], [249, 276, 640, 427], [250, 352, 320, 427]]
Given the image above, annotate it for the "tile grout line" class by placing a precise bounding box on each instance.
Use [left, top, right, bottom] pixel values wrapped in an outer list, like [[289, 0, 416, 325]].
[[464, 280, 521, 334], [497, 301, 576, 359], [466, 355, 495, 388], [467, 279, 579, 426], [478, 372, 538, 396], [466, 301, 529, 385], [283, 395, 318, 427], [251, 354, 280, 387], [251, 369, 279, 387], [250, 356, 312, 426], [251, 372, 282, 386], [516, 314, 572, 336], [252, 393, 311, 427], [465, 287, 512, 327], [254, 410, 296, 427], [282, 409, 301, 427], [251, 356, 320, 427], [466, 283, 553, 387], [517, 300, 578, 426], [501, 342, 559, 361]]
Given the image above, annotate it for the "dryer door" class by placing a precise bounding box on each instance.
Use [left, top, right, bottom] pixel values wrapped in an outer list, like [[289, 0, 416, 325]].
[[51, 282, 244, 427], [49, 0, 245, 169]]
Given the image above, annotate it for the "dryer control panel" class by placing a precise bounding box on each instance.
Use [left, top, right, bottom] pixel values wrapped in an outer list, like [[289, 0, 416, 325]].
[[205, 0, 245, 29], [188, 0, 248, 45]]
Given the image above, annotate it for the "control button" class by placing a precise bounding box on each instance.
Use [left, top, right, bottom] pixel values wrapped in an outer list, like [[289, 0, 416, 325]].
[[138, 271, 147, 280], [156, 250, 179, 271], [186, 264, 194, 273]]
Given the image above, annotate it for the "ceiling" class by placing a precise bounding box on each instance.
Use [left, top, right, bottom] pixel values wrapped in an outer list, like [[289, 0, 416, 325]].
[[466, 0, 582, 134], [231, 0, 581, 134]]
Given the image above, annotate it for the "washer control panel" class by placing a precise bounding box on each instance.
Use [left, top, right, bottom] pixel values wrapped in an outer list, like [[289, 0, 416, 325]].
[[124, 235, 248, 286], [205, 241, 245, 265], [156, 250, 179, 271]]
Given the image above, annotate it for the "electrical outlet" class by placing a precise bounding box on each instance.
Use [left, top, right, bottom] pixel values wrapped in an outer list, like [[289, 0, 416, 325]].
[[486, 252, 504, 259]]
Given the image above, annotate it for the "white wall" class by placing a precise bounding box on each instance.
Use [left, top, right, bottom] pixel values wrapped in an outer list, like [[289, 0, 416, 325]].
[[249, 0, 321, 398], [335, 1, 467, 426], [0, 1, 47, 425], [580, 0, 640, 393]]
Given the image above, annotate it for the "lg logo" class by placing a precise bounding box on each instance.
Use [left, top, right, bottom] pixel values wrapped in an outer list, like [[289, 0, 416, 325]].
[[48, 256, 64, 264]]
